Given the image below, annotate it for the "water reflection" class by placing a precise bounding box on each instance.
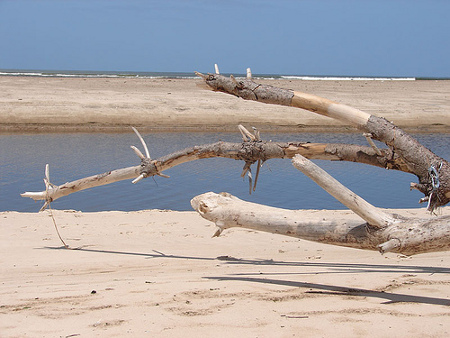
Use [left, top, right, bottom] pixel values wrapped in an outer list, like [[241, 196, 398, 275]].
[[1, 132, 449, 212]]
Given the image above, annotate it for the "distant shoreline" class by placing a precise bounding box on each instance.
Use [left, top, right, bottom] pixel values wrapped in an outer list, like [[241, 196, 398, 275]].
[[4, 69, 446, 80], [1, 75, 449, 133]]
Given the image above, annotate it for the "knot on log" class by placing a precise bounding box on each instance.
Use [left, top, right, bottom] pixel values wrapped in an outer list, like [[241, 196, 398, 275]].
[[237, 141, 268, 163], [140, 158, 158, 177]]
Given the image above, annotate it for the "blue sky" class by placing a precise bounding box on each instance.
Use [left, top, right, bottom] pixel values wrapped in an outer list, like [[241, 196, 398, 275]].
[[0, 0, 449, 77]]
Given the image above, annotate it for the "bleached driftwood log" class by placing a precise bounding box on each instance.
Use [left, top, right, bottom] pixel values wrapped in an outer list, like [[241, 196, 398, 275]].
[[196, 71, 450, 211], [192, 191, 450, 255], [191, 154, 450, 255], [21, 126, 410, 204]]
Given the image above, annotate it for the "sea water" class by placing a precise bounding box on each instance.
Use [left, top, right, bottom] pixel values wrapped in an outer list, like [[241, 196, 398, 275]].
[[0, 69, 423, 81], [1, 132, 449, 212]]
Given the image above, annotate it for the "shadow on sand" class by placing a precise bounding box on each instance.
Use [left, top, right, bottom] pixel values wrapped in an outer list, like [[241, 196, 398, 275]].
[[205, 276, 450, 306], [42, 246, 450, 306]]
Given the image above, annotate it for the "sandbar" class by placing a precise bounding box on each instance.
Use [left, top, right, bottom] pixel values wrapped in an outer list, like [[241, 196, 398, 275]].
[[1, 76, 449, 133]]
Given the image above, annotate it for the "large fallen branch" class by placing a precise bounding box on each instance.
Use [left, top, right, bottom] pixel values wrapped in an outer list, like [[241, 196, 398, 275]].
[[196, 70, 450, 210], [191, 154, 450, 255], [21, 67, 450, 256], [21, 126, 410, 204], [191, 191, 450, 255]]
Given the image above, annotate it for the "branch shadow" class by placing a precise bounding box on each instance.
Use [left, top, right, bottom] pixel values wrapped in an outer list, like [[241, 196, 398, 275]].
[[41, 246, 450, 276], [205, 276, 450, 306], [41, 246, 450, 306], [216, 256, 450, 275], [41, 246, 217, 262]]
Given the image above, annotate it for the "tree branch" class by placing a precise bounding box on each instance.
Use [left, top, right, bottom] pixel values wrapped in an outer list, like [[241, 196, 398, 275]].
[[22, 138, 408, 204], [191, 192, 450, 255], [197, 71, 450, 210], [292, 154, 394, 228]]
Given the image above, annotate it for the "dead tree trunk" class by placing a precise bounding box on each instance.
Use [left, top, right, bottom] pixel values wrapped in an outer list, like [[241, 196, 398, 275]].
[[196, 71, 450, 211]]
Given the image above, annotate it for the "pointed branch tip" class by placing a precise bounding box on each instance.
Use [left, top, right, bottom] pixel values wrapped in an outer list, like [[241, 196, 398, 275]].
[[363, 133, 382, 156], [194, 71, 208, 80], [131, 145, 145, 160], [45, 164, 50, 182], [132, 127, 151, 159], [238, 125, 256, 142]]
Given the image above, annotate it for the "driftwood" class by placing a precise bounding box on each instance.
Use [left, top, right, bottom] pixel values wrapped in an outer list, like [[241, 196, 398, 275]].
[[20, 132, 410, 204], [196, 69, 450, 211], [191, 191, 450, 256], [21, 66, 450, 255]]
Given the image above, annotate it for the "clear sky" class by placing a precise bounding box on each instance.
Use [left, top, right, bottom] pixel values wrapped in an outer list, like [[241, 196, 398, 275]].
[[1, 0, 449, 77]]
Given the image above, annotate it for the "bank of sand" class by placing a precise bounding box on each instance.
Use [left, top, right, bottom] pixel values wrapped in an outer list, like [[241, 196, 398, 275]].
[[1, 76, 450, 336], [1, 207, 450, 336], [0, 76, 449, 132]]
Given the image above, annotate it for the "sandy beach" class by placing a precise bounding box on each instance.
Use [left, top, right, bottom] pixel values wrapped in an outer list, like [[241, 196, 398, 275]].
[[1, 207, 450, 337], [1, 76, 449, 132], [1, 76, 450, 336]]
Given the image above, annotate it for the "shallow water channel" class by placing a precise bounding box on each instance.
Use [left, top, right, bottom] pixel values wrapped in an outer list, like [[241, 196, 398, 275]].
[[1, 132, 449, 212]]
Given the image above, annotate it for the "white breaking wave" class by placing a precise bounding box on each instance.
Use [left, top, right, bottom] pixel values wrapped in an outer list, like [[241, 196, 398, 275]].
[[0, 71, 416, 81], [280, 76, 416, 81], [0, 71, 140, 78]]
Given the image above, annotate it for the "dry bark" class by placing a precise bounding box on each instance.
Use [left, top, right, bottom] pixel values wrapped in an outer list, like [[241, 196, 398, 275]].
[[197, 72, 450, 210], [191, 191, 450, 255], [21, 138, 408, 203]]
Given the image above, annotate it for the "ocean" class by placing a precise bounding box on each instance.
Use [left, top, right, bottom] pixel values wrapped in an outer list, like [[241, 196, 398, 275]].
[[0, 69, 422, 81]]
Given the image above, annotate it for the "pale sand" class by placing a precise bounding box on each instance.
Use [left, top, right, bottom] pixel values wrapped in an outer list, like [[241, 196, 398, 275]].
[[1, 76, 450, 336], [1, 207, 450, 337], [1, 76, 449, 132]]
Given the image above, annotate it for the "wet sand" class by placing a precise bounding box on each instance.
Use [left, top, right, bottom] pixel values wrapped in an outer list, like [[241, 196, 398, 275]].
[[1, 76, 449, 133]]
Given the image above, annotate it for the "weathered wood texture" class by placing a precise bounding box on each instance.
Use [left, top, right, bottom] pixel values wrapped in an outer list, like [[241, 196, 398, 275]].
[[21, 140, 410, 203], [21, 166, 140, 203], [292, 154, 394, 228], [191, 191, 450, 255], [198, 72, 450, 210]]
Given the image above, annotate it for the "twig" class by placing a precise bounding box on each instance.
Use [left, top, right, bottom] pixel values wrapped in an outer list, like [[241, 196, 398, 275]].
[[48, 202, 69, 249], [132, 127, 151, 159], [363, 133, 382, 156]]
